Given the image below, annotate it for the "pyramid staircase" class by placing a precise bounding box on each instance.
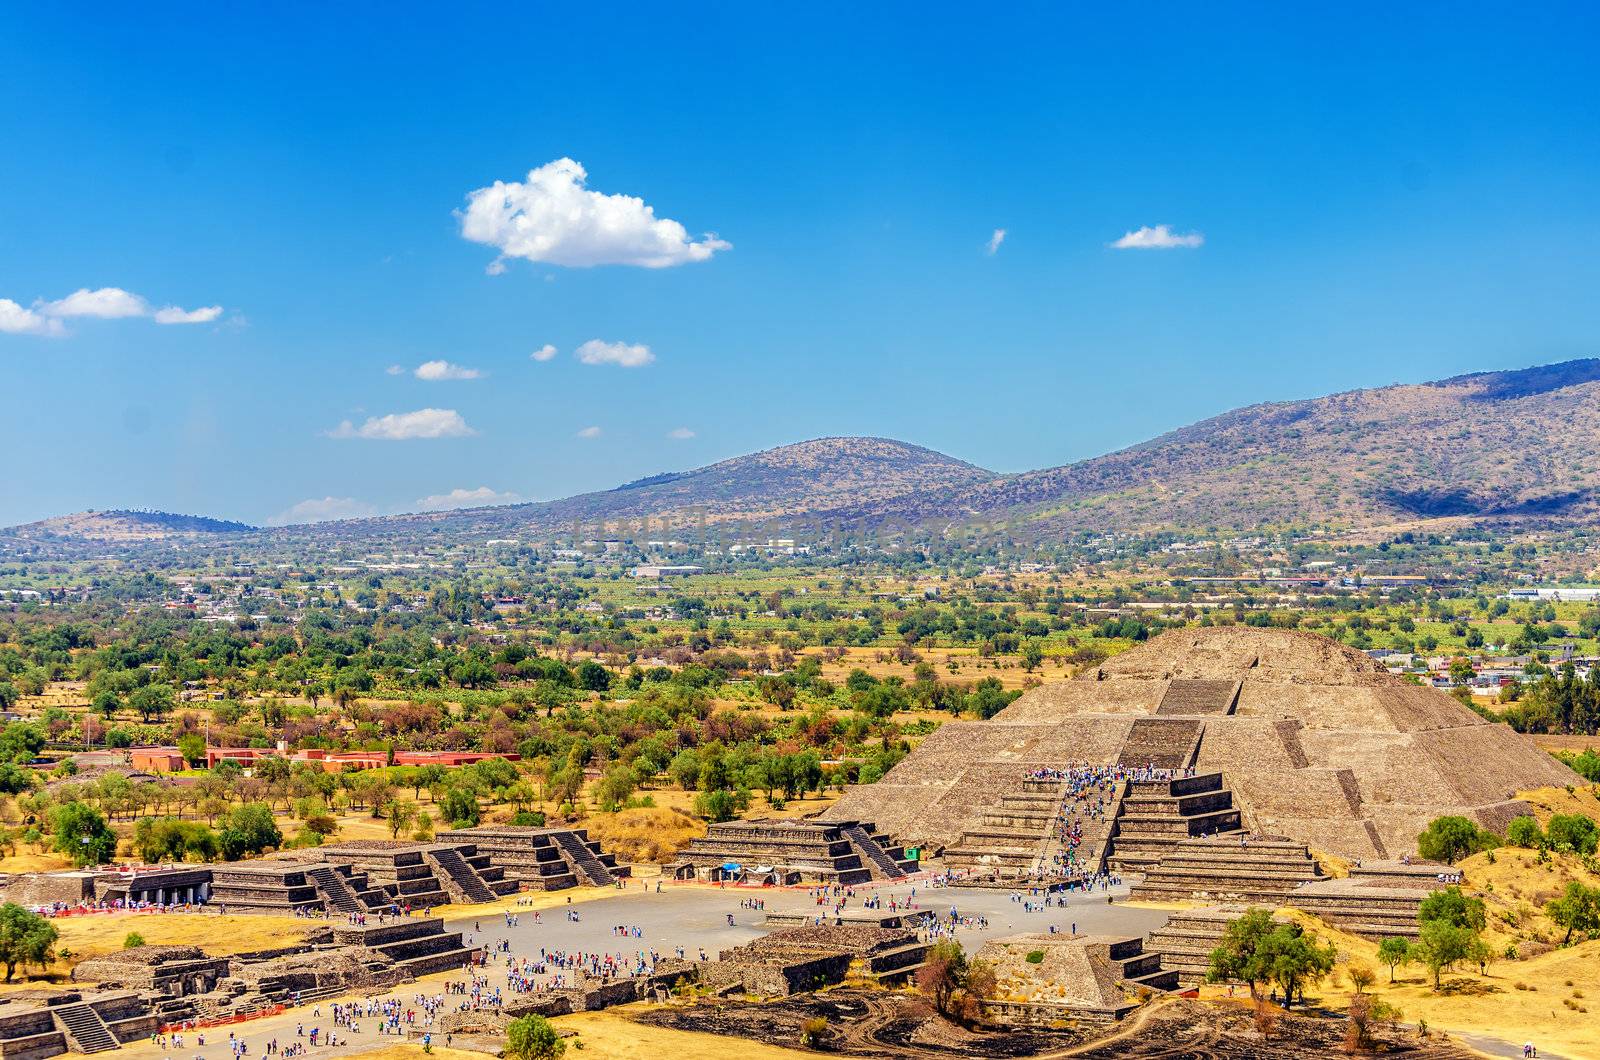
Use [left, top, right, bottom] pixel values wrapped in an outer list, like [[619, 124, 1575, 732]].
[[1106, 773, 1242, 873], [942, 776, 1071, 877], [304, 864, 365, 913], [52, 1004, 118, 1054], [1127, 835, 1322, 901], [1107, 935, 1180, 993], [425, 847, 500, 903], [839, 822, 908, 879], [552, 830, 615, 886]]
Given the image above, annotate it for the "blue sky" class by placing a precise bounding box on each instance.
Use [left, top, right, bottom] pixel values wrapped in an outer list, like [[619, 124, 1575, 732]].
[[3, 3, 1599, 526]]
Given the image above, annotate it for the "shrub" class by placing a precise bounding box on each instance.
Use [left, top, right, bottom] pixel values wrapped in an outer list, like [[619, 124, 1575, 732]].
[[1025, 949, 1045, 964], [1506, 815, 1544, 848], [123, 932, 145, 949], [504, 1014, 563, 1060], [1547, 813, 1599, 855]]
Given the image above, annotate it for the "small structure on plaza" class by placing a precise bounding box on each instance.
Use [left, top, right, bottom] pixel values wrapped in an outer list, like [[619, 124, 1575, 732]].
[[976, 934, 1176, 1026], [443, 825, 629, 889], [668, 819, 915, 885], [695, 923, 929, 996], [0, 990, 157, 1058]]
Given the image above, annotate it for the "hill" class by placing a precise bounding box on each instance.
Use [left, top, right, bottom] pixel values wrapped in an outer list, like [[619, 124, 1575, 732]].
[[12, 359, 1600, 542], [279, 436, 997, 539], [857, 358, 1600, 533], [4, 509, 256, 542]]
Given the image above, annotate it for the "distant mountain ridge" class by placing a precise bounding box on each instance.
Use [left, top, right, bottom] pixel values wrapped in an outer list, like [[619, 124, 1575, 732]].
[[10, 360, 1600, 544], [6, 509, 256, 542]]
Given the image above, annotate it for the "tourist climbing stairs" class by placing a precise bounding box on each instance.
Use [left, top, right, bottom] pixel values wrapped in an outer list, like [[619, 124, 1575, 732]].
[[839, 822, 906, 879], [1029, 778, 1125, 879], [552, 831, 615, 886], [425, 847, 499, 904], [305, 865, 364, 914], [52, 1003, 118, 1054]]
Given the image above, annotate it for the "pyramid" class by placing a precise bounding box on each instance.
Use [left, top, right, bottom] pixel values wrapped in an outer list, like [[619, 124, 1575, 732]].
[[825, 627, 1578, 859]]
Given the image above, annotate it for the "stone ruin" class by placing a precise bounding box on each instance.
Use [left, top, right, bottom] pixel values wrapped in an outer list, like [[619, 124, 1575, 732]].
[[828, 627, 1577, 865], [694, 923, 930, 996], [667, 819, 915, 885], [976, 933, 1178, 1026]]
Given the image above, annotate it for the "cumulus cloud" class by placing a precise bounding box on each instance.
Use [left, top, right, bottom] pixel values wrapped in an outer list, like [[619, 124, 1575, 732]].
[[386, 365, 405, 375], [413, 359, 482, 381], [986, 228, 1007, 255], [1110, 224, 1204, 249], [414, 486, 524, 512], [43, 287, 149, 318], [1, 287, 226, 336], [270, 496, 379, 525], [459, 158, 730, 269], [327, 408, 476, 440], [666, 427, 696, 440], [576, 425, 602, 439], [153, 304, 224, 325], [530, 344, 558, 362], [0, 299, 65, 336], [576, 339, 654, 368]]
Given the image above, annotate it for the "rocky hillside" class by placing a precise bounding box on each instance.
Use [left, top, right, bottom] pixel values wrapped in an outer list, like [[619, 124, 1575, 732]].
[[283, 436, 997, 539], [856, 359, 1600, 533]]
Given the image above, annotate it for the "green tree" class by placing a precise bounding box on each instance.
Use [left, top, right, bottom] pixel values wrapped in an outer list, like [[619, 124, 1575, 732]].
[[1544, 882, 1600, 945], [1414, 920, 1477, 989], [1546, 813, 1599, 855], [217, 803, 282, 860], [1416, 816, 1487, 866], [576, 661, 611, 693], [1206, 908, 1278, 1000], [50, 802, 116, 867], [0, 723, 46, 763], [129, 684, 176, 723], [0, 903, 58, 981], [439, 785, 480, 827], [177, 732, 206, 768], [504, 1014, 564, 1060], [1377, 937, 1412, 983], [1419, 887, 1486, 932]]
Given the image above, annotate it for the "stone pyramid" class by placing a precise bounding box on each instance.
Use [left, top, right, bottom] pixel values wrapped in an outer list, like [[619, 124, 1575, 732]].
[[825, 627, 1578, 859]]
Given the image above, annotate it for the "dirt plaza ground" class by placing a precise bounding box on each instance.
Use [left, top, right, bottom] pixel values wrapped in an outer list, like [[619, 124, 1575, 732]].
[[106, 874, 1167, 1060]]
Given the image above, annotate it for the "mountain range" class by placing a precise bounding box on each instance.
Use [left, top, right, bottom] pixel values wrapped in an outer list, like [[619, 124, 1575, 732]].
[[9, 359, 1600, 545]]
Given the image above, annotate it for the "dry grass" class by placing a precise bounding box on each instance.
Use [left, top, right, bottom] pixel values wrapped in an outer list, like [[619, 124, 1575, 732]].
[[1261, 909, 1600, 1060], [583, 805, 706, 864], [0, 851, 76, 873], [0, 911, 313, 993], [555, 1006, 814, 1059], [1515, 784, 1600, 825]]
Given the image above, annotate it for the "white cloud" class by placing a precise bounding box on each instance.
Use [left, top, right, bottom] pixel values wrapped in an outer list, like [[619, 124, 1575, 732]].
[[986, 228, 1007, 255], [530, 344, 558, 362], [270, 496, 379, 525], [327, 408, 477, 441], [576, 339, 654, 368], [576, 425, 602, 439], [1110, 224, 1204, 250], [459, 158, 730, 269], [386, 364, 405, 375], [414, 359, 482, 381], [42, 287, 149, 318], [666, 427, 696, 440], [414, 486, 524, 512], [2, 287, 226, 336], [153, 304, 223, 325], [0, 299, 65, 336]]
